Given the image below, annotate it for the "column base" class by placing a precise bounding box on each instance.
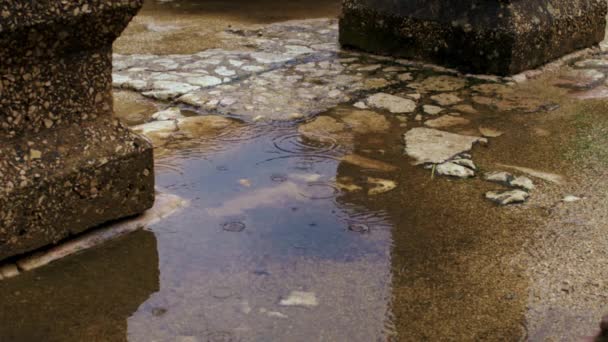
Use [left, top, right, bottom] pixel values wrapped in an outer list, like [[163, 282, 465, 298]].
[[339, 0, 607, 75], [0, 119, 154, 260]]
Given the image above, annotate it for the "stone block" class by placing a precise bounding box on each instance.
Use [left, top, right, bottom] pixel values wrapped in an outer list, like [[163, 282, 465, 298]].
[[0, 1, 154, 260], [339, 0, 607, 75]]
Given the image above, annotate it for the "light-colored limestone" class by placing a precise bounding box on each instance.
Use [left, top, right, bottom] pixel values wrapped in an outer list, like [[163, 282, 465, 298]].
[[404, 128, 487, 165], [365, 93, 417, 114]]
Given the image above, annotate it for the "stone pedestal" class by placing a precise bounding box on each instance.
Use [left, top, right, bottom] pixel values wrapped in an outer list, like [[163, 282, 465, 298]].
[[339, 0, 607, 75], [0, 1, 154, 260]]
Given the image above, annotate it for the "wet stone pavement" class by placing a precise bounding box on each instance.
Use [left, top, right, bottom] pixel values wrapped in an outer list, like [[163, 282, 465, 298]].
[[2, 2, 608, 341]]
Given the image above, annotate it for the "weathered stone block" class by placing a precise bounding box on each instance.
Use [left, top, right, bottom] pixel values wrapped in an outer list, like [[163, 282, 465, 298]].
[[340, 0, 607, 75], [0, 1, 154, 260]]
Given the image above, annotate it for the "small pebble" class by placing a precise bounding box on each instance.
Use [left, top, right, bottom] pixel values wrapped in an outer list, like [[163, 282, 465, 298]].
[[279, 291, 319, 307], [510, 176, 535, 191], [486, 189, 529, 205], [484, 171, 512, 184], [563, 195, 582, 203]]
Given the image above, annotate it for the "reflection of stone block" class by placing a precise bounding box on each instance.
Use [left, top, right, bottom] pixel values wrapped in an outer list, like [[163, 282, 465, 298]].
[[0, 1, 154, 260], [340, 0, 607, 75], [0, 230, 160, 341]]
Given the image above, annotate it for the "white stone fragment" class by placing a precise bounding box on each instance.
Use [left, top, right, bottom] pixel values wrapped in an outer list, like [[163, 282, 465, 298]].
[[144, 81, 200, 99], [451, 158, 477, 171], [228, 59, 245, 67], [328, 89, 342, 98], [186, 76, 223, 87], [250, 52, 293, 64], [404, 128, 487, 165], [510, 176, 535, 191], [435, 162, 475, 178], [242, 65, 265, 72], [112, 74, 132, 87], [366, 93, 416, 114], [574, 59, 608, 69], [152, 107, 184, 121], [484, 171, 513, 184], [133, 120, 179, 135], [485, 190, 529, 205], [353, 101, 368, 109], [214, 66, 236, 77], [285, 45, 315, 54], [423, 105, 444, 115], [151, 73, 180, 81], [562, 195, 582, 203], [121, 79, 146, 91], [279, 291, 319, 308], [151, 81, 200, 93]]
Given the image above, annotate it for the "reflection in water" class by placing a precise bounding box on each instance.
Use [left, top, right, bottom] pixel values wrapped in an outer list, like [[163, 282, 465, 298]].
[[0, 92, 544, 340], [0, 230, 159, 342], [128, 96, 536, 340], [125, 125, 396, 340]]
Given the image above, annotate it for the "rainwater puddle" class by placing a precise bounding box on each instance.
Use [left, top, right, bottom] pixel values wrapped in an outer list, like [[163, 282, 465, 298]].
[[0, 103, 536, 340], [134, 126, 397, 341]]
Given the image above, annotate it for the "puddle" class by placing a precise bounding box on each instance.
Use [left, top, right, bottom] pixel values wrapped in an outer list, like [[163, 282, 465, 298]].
[[2, 1, 608, 341]]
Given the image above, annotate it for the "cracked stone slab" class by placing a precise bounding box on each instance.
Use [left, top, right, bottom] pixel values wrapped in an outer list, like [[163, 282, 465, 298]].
[[403, 128, 487, 165], [177, 56, 403, 120], [364, 93, 417, 114], [113, 49, 313, 100], [112, 19, 342, 101]]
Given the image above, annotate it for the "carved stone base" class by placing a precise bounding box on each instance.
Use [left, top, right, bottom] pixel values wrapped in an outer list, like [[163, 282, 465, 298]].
[[339, 0, 607, 75], [0, 119, 154, 260]]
